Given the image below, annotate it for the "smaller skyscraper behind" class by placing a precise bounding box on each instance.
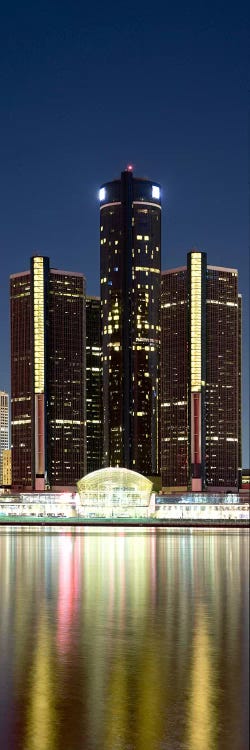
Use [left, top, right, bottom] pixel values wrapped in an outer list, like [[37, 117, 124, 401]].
[[86, 296, 102, 473], [0, 392, 9, 485], [161, 250, 241, 491]]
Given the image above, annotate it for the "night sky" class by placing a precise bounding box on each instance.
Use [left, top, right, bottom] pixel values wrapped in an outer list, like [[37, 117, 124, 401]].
[[0, 1, 248, 465]]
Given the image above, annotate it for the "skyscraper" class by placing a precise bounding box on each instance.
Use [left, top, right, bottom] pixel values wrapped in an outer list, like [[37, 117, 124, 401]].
[[10, 256, 86, 491], [0, 391, 9, 485], [100, 167, 161, 474], [161, 250, 241, 491], [86, 296, 102, 473], [161, 266, 188, 489]]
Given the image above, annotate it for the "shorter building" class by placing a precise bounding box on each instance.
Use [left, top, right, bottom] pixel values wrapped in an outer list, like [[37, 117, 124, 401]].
[[241, 470, 250, 489], [2, 449, 12, 487], [0, 488, 248, 524], [240, 470, 250, 501], [155, 500, 248, 522]]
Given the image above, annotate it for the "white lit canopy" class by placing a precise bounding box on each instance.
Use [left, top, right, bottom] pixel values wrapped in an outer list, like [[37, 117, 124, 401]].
[[77, 467, 153, 507]]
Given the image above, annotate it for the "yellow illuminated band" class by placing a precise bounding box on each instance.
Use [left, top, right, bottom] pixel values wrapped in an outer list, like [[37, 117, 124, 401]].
[[33, 257, 45, 394], [191, 253, 202, 392]]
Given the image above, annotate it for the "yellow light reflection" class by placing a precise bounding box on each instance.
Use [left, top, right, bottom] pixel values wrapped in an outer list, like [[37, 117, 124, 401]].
[[25, 611, 57, 750], [103, 651, 128, 750], [187, 605, 217, 750], [135, 645, 165, 750]]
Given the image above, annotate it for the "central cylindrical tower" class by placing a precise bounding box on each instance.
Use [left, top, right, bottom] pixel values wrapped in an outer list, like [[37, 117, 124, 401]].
[[100, 167, 161, 475]]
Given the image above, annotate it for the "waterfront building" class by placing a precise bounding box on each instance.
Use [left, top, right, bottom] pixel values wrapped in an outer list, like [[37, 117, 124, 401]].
[[86, 296, 102, 472], [100, 166, 161, 475], [10, 256, 86, 491], [77, 466, 153, 514], [0, 392, 9, 485], [161, 250, 241, 491], [0, 482, 248, 524]]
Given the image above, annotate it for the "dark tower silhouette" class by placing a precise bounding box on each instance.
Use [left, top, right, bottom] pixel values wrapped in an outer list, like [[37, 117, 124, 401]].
[[100, 167, 161, 474]]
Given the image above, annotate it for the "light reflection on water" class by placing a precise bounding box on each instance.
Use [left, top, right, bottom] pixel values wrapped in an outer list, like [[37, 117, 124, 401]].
[[0, 529, 249, 750]]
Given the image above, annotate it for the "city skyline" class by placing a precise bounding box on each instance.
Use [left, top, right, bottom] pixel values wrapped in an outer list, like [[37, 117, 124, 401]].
[[0, 2, 248, 463], [2, 209, 249, 468], [6, 243, 245, 490]]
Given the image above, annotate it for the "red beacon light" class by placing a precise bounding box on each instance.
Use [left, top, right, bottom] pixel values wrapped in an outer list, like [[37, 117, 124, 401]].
[[127, 164, 133, 171]]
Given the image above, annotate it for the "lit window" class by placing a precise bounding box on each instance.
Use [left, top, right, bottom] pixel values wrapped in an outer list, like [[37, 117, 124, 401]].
[[152, 185, 160, 199], [99, 187, 106, 201]]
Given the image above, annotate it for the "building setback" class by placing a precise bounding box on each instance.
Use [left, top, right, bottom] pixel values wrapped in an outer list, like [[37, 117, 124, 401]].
[[10, 256, 86, 491], [100, 167, 161, 475], [0, 391, 9, 485], [86, 296, 102, 473], [161, 250, 241, 491]]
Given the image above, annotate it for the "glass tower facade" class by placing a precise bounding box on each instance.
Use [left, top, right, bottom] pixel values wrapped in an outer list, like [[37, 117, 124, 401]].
[[205, 265, 240, 489], [161, 251, 242, 490], [10, 256, 86, 491], [161, 267, 188, 489], [100, 168, 161, 474]]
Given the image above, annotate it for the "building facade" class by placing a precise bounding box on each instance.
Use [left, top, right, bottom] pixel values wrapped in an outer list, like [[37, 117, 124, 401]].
[[86, 296, 102, 472], [0, 391, 9, 485], [10, 256, 86, 491], [161, 250, 241, 491], [2, 449, 12, 487], [161, 268, 188, 490], [100, 167, 161, 475]]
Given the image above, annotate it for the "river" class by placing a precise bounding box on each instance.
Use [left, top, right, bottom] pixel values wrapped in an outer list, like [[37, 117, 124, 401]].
[[0, 528, 249, 749]]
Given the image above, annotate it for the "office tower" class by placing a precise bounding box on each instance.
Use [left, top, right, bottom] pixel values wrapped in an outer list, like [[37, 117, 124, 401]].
[[100, 167, 161, 474], [161, 267, 188, 489], [0, 391, 9, 485], [205, 263, 241, 489], [10, 256, 86, 491], [161, 250, 241, 491], [86, 296, 102, 472]]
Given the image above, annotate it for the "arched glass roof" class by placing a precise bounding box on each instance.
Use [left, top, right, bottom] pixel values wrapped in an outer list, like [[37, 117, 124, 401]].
[[77, 467, 153, 507]]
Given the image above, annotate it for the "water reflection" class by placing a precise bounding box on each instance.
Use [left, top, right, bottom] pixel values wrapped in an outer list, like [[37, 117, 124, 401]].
[[187, 605, 216, 750], [0, 529, 248, 750], [25, 611, 56, 750]]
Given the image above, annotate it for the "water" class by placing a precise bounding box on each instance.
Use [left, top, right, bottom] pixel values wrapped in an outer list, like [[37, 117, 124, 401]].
[[0, 528, 249, 750]]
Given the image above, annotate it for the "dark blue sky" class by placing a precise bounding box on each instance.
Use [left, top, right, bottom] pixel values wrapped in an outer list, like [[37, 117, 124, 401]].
[[0, 0, 249, 464]]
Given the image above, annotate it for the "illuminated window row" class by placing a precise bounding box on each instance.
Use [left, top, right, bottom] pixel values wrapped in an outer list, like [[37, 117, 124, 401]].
[[134, 266, 160, 274], [12, 419, 31, 425]]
